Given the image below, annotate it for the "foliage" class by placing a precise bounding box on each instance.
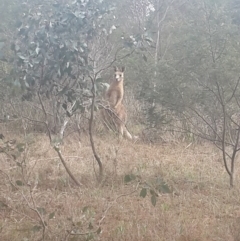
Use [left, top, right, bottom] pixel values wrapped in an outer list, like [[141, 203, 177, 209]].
[[10, 0, 120, 134], [2, 0, 240, 185], [124, 173, 172, 206], [119, 0, 240, 130]]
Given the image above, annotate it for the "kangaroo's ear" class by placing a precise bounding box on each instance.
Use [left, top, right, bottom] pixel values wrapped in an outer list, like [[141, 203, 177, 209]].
[[113, 66, 118, 72], [121, 66, 125, 72]]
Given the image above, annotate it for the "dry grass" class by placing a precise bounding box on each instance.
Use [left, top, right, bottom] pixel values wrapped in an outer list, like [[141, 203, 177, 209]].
[[1, 132, 240, 241]]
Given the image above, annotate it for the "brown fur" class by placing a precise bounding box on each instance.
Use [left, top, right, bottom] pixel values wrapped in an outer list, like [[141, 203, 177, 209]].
[[105, 66, 125, 109], [101, 66, 132, 139]]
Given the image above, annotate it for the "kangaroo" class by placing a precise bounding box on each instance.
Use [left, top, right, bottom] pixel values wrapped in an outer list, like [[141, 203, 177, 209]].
[[101, 66, 133, 140], [105, 66, 125, 109]]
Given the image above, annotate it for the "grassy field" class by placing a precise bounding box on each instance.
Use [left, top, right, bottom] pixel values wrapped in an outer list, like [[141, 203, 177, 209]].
[[1, 133, 240, 241]]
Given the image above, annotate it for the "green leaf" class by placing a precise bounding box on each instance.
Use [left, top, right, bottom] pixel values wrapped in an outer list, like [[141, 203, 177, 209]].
[[140, 188, 147, 198], [88, 222, 93, 230], [18, 28, 27, 36], [94, 105, 99, 111], [124, 175, 131, 183], [159, 183, 172, 194], [142, 54, 147, 62], [150, 189, 157, 196], [124, 174, 136, 183], [97, 227, 101, 234], [151, 195, 157, 207], [17, 55, 27, 60], [37, 207, 46, 215], [48, 212, 55, 219], [75, 221, 81, 227], [32, 225, 42, 232], [82, 206, 89, 213], [145, 37, 153, 43], [16, 143, 25, 152], [62, 103, 67, 110], [16, 180, 24, 186], [95, 78, 104, 82], [155, 178, 172, 193]]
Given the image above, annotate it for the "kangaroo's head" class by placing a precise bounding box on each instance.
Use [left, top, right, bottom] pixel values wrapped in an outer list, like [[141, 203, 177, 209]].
[[113, 66, 125, 82]]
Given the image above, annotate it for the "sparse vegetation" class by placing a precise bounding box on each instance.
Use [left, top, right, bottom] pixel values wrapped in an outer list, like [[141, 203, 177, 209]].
[[1, 133, 240, 240]]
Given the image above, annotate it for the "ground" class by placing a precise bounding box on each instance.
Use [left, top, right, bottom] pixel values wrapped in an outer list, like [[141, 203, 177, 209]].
[[0, 133, 240, 241]]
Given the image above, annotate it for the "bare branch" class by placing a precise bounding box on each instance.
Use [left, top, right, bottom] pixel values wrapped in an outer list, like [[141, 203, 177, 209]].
[[89, 76, 103, 178], [227, 77, 240, 103], [37, 90, 52, 142], [54, 146, 82, 187], [216, 82, 232, 178]]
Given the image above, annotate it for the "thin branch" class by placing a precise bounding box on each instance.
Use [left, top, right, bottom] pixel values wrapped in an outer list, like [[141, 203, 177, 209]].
[[227, 77, 240, 103], [95, 48, 135, 77], [37, 90, 52, 142], [22, 189, 46, 241], [231, 127, 240, 176], [89, 76, 103, 178], [54, 146, 82, 187], [67, 182, 140, 236], [216, 82, 231, 177], [163, 126, 232, 160], [98, 103, 133, 136], [187, 106, 222, 141], [98, 182, 140, 226]]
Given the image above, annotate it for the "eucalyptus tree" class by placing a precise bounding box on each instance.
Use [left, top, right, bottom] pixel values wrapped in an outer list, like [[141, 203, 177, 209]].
[[142, 0, 240, 186], [11, 0, 135, 179]]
